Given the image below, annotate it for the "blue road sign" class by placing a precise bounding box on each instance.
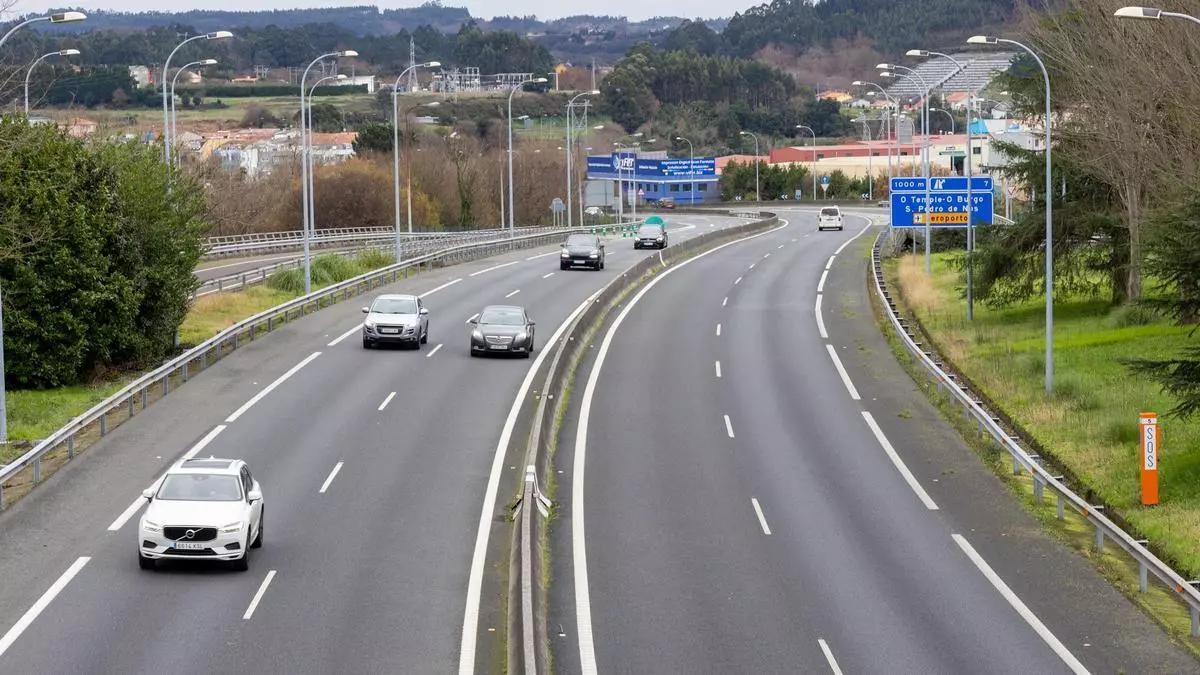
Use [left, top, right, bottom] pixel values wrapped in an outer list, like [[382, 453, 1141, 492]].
[[820, 175, 830, 185], [890, 176, 994, 228]]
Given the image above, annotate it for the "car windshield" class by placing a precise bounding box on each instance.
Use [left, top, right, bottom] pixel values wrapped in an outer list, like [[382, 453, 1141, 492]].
[[566, 235, 595, 247], [479, 308, 526, 326], [371, 297, 418, 314], [638, 226, 663, 236], [156, 474, 242, 502], [821, 207, 840, 217]]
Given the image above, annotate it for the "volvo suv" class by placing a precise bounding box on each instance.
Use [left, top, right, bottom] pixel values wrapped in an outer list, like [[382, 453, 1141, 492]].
[[138, 458, 264, 571]]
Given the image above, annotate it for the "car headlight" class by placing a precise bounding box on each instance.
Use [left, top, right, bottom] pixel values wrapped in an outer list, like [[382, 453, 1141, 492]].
[[589, 251, 599, 258], [141, 520, 162, 533], [560, 249, 569, 258], [364, 320, 376, 330], [515, 332, 528, 342], [220, 522, 244, 534], [656, 236, 664, 241], [472, 330, 483, 341]]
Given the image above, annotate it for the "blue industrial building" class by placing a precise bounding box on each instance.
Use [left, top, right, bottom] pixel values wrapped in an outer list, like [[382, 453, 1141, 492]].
[[586, 151, 719, 207]]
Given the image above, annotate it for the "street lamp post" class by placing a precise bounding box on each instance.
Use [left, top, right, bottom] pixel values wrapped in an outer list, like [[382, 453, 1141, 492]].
[[162, 31, 232, 166], [929, 107, 956, 134], [1115, 5, 1200, 24], [566, 90, 599, 228], [507, 76, 549, 230], [0, 10, 87, 443], [852, 80, 897, 186], [391, 61, 440, 256], [299, 50, 357, 295], [305, 74, 347, 239], [675, 136, 694, 204], [795, 125, 817, 203], [170, 58, 217, 152], [403, 101, 440, 234], [880, 63, 933, 271], [25, 49, 80, 114], [970, 34, 1054, 394], [739, 130, 760, 202], [857, 118, 874, 200]]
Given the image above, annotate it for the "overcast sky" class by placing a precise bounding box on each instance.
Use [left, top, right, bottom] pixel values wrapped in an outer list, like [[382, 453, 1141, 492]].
[[9, 1, 739, 22]]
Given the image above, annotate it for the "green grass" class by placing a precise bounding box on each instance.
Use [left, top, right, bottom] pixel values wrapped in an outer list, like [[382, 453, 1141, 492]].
[[4, 381, 132, 453], [893, 252, 1200, 578]]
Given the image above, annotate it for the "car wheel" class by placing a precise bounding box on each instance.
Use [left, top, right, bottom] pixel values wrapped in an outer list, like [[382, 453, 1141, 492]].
[[231, 549, 250, 572], [252, 511, 263, 549], [362, 338, 371, 349], [421, 326, 429, 344], [560, 263, 569, 270], [138, 552, 155, 571]]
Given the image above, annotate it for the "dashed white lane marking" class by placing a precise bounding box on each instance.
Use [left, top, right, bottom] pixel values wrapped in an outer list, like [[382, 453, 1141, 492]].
[[319, 461, 344, 494], [861, 411, 938, 510], [226, 352, 322, 423], [505, 289, 521, 298], [722, 297, 728, 307], [419, 277, 464, 298], [825, 345, 860, 400], [751, 498, 772, 535], [526, 250, 560, 260], [818, 270, 829, 293], [715, 361, 722, 378], [327, 323, 362, 347], [763, 253, 770, 259], [469, 260, 521, 277], [242, 570, 277, 620], [825, 255, 836, 271], [734, 276, 743, 285], [724, 414, 736, 438], [0, 557, 91, 657], [426, 343, 443, 358], [542, 272, 555, 279], [777, 244, 785, 249], [952, 534, 1089, 673], [466, 313, 479, 324], [749, 264, 756, 270], [815, 295, 828, 339], [716, 323, 722, 337], [378, 392, 396, 411], [107, 425, 229, 531], [818, 639, 844, 675]]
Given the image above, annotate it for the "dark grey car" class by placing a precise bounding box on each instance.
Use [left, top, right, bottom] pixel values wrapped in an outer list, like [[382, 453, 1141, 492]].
[[560, 234, 605, 270], [469, 305, 536, 357], [634, 224, 667, 249]]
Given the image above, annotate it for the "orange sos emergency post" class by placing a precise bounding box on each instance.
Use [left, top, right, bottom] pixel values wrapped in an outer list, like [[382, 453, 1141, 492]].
[[1140, 412, 1160, 506]]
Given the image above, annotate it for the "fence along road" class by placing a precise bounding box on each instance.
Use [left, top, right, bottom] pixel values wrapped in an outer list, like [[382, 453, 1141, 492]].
[[0, 214, 745, 673]]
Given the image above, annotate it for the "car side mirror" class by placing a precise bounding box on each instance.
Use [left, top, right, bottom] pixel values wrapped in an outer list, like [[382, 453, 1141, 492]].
[[529, 321, 536, 326], [469, 319, 478, 325], [247, 489, 262, 503], [419, 307, 429, 315], [361, 307, 370, 314], [142, 488, 155, 501]]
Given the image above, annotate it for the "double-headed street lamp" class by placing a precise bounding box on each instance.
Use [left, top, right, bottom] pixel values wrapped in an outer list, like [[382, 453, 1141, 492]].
[[674, 136, 695, 203], [969, 34, 1054, 394], [852, 80, 897, 184], [739, 130, 761, 202], [170, 58, 217, 148], [25, 49, 80, 114], [304, 74, 347, 243], [0, 10, 86, 443], [1115, 5, 1200, 24], [507, 76, 549, 230], [402, 100, 440, 235], [299, 49, 357, 295], [879, 63, 933, 271], [162, 31, 233, 166], [613, 132, 643, 221], [390, 60, 440, 256], [794, 125, 817, 202], [929, 107, 955, 134], [566, 90, 600, 227]]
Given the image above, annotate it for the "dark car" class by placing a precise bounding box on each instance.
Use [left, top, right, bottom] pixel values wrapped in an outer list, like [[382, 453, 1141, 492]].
[[560, 234, 605, 270], [634, 224, 668, 249], [656, 197, 676, 209], [469, 305, 536, 357]]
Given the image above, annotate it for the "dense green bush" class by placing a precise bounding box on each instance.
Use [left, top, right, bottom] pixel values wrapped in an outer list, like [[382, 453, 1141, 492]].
[[0, 118, 208, 388]]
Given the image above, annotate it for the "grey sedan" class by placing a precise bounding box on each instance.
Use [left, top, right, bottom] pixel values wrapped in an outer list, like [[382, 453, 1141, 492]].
[[469, 305, 535, 357]]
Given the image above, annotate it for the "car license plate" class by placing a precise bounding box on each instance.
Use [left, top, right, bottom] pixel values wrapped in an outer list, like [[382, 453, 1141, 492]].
[[380, 328, 399, 334], [173, 541, 207, 550], [490, 344, 508, 350]]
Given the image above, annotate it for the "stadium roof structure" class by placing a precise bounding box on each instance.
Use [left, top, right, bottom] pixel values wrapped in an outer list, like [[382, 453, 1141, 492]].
[[885, 51, 1016, 100]]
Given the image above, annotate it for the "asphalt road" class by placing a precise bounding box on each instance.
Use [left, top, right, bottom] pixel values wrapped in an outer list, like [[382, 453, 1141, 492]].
[[0, 214, 744, 673], [549, 209, 1195, 673]]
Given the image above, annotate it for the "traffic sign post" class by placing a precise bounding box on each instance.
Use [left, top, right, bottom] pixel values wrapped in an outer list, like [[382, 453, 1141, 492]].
[[820, 175, 830, 198], [889, 176, 994, 228], [1140, 412, 1160, 506]]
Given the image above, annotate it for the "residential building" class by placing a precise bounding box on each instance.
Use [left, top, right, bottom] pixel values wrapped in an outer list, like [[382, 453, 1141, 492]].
[[128, 65, 152, 88]]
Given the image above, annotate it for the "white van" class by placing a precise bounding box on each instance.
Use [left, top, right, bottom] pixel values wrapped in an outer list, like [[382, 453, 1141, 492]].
[[818, 205, 844, 231]]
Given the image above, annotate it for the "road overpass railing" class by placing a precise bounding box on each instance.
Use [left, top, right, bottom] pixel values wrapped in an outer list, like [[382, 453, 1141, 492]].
[[872, 231, 1200, 638]]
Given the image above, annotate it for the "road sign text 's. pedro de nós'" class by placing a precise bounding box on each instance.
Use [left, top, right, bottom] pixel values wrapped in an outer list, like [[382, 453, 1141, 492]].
[[1140, 412, 1159, 506]]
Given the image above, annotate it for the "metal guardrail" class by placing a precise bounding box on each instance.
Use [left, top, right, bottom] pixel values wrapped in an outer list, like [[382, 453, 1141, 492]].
[[0, 226, 595, 511], [872, 231, 1200, 637], [202, 225, 579, 258]]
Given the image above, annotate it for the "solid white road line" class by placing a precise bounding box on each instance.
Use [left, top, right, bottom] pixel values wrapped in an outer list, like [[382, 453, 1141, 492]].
[[526, 250, 560, 260], [542, 272, 555, 279], [815, 295, 828, 339], [825, 344, 860, 400], [419, 277, 463, 298], [722, 296, 728, 307], [861, 411, 938, 510], [749, 264, 756, 270], [818, 639, 844, 675], [952, 534, 1089, 674], [466, 313, 479, 324], [225, 351, 322, 423], [107, 424, 228, 531], [0, 556, 90, 657], [242, 570, 277, 620], [327, 323, 362, 347], [715, 361, 722, 378], [569, 219, 790, 675], [426, 343, 443, 358], [469, 260, 521, 277], [458, 290, 600, 674], [724, 414, 735, 438], [716, 323, 722, 337], [833, 221, 873, 256], [318, 462, 344, 494], [378, 392, 396, 411], [734, 276, 743, 285], [817, 270, 829, 293], [825, 255, 836, 271], [505, 289, 521, 298], [751, 498, 772, 535]]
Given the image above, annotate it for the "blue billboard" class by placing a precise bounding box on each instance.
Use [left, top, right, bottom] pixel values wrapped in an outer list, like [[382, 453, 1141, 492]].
[[587, 153, 715, 181], [890, 176, 994, 228]]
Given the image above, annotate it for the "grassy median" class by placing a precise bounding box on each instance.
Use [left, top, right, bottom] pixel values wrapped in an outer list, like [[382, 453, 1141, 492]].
[[891, 252, 1200, 577]]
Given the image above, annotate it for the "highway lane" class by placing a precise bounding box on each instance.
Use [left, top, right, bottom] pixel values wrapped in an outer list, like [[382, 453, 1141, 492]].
[[0, 213, 740, 673], [551, 210, 1194, 673]]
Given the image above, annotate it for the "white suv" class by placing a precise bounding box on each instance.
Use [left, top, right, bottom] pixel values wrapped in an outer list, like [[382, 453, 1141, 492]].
[[818, 205, 844, 231], [138, 458, 264, 571]]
